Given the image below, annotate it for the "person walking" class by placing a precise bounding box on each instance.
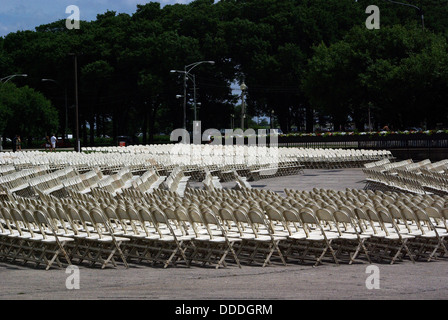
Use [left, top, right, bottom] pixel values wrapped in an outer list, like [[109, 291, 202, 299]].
[[45, 136, 51, 150], [50, 134, 57, 152], [16, 135, 21, 151], [12, 135, 17, 152]]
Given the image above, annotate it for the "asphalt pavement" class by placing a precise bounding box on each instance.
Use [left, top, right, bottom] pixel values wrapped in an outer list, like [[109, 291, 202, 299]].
[[1, 168, 447, 301]]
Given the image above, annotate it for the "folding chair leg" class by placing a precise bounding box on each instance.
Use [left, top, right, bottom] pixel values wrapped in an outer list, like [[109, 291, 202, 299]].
[[328, 240, 339, 265], [216, 246, 230, 269], [101, 245, 118, 269]]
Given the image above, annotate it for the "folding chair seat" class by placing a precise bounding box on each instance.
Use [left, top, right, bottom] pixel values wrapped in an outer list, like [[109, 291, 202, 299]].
[[332, 210, 371, 264], [187, 209, 241, 269], [424, 206, 448, 231], [136, 207, 192, 268], [264, 205, 292, 237], [218, 207, 244, 236], [113, 205, 149, 237], [409, 207, 448, 261], [163, 206, 193, 237], [118, 205, 167, 264], [68, 207, 129, 269], [235, 209, 287, 267], [2, 207, 71, 270], [365, 208, 416, 265], [278, 208, 311, 262], [37, 205, 75, 237], [25, 210, 74, 270], [297, 210, 339, 267], [0, 207, 29, 262]]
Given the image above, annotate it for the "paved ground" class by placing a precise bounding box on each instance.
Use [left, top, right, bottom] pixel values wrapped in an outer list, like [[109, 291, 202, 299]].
[[1, 168, 448, 301]]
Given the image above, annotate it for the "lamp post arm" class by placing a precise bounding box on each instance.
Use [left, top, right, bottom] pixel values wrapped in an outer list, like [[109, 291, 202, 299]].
[[1, 74, 27, 83], [384, 0, 421, 12], [185, 60, 214, 75], [383, 0, 424, 29]]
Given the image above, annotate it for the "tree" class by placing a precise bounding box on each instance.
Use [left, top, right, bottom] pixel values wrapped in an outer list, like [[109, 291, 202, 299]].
[[303, 24, 448, 131], [1, 83, 58, 143]]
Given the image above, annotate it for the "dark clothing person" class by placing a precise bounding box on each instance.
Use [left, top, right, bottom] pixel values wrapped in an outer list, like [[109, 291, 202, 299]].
[[12, 136, 17, 152]]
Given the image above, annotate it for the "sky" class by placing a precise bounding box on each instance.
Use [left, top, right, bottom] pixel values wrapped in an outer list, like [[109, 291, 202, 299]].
[[0, 0, 194, 38]]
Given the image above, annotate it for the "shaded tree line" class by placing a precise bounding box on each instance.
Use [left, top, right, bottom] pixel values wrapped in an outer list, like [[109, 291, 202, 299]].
[[1, 0, 448, 146]]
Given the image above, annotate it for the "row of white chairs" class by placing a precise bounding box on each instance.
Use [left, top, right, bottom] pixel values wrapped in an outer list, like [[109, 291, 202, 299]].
[[2, 181, 448, 270], [363, 159, 448, 195]]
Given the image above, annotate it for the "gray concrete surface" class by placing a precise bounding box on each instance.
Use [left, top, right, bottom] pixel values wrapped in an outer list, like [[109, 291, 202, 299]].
[[1, 168, 448, 300]]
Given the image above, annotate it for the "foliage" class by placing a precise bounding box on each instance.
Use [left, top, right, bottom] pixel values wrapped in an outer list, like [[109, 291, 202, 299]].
[[1, 0, 448, 146]]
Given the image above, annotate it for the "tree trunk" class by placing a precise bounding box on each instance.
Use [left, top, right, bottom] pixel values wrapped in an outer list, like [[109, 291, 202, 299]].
[[89, 115, 95, 146], [142, 105, 148, 145], [306, 106, 314, 133]]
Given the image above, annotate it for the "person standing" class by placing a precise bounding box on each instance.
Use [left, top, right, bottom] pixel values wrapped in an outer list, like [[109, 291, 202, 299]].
[[50, 134, 57, 152], [16, 135, 21, 151], [12, 135, 17, 152], [45, 136, 51, 150]]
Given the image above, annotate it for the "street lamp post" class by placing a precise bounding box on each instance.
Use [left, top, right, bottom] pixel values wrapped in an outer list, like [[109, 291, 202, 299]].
[[171, 60, 214, 129], [384, 0, 424, 30], [240, 82, 247, 130], [68, 53, 80, 152], [1, 74, 28, 83], [0, 74, 28, 151], [41, 79, 68, 140]]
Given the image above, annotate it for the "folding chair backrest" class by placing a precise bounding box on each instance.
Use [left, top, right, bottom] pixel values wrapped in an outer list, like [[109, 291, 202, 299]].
[[282, 209, 301, 224], [400, 206, 417, 222], [265, 205, 285, 224], [188, 209, 204, 228], [33, 210, 54, 238], [219, 207, 235, 223], [174, 206, 191, 223], [138, 206, 155, 225], [299, 210, 319, 225], [424, 207, 443, 221], [333, 210, 352, 224], [104, 205, 119, 220], [316, 208, 335, 224], [151, 209, 169, 225], [376, 209, 395, 235], [19, 208, 37, 236], [299, 210, 324, 237], [413, 207, 432, 226], [115, 204, 130, 221], [126, 206, 141, 223], [10, 207, 25, 227], [1, 207, 13, 224], [163, 207, 178, 221], [233, 209, 250, 224], [89, 208, 110, 237], [201, 210, 222, 237], [247, 210, 269, 236]]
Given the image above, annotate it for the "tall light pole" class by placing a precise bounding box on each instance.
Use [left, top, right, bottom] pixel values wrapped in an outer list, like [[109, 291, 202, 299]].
[[68, 53, 80, 152], [0, 74, 28, 151], [384, 0, 424, 30], [1, 74, 28, 83], [171, 60, 214, 129], [240, 82, 247, 130], [41, 79, 68, 140]]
